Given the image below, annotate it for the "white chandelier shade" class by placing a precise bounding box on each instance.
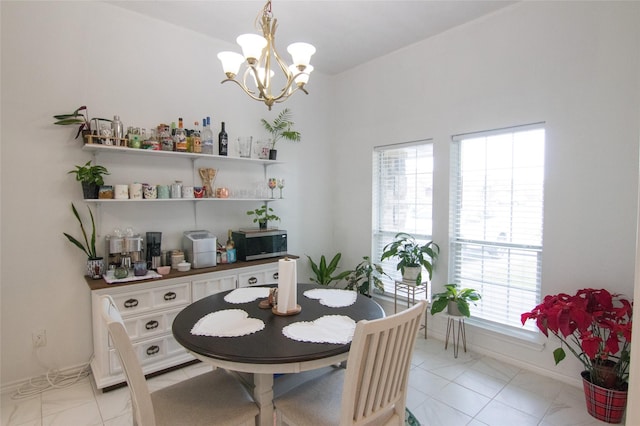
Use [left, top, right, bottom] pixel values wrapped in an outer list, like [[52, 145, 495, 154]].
[[216, 0, 316, 110]]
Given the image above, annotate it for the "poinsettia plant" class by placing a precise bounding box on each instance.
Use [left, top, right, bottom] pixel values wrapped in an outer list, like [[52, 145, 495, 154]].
[[521, 288, 632, 390]]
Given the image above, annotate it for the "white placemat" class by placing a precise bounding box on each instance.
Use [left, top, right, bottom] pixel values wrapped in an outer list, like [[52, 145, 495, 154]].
[[282, 315, 356, 344], [190, 309, 265, 337], [224, 287, 270, 304], [303, 288, 357, 308]]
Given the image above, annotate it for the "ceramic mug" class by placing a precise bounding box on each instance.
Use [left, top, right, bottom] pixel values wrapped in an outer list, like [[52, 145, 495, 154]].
[[129, 183, 143, 200], [114, 184, 129, 199], [194, 187, 205, 198], [182, 186, 194, 198], [157, 185, 170, 199], [143, 184, 157, 199], [133, 261, 148, 276], [216, 187, 229, 198]]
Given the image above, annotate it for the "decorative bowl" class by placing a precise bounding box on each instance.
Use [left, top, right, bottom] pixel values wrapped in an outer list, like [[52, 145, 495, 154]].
[[156, 266, 171, 275], [177, 262, 191, 272]]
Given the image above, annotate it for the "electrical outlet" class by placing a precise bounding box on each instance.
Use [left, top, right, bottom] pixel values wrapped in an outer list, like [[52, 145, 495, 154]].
[[32, 329, 46, 347]]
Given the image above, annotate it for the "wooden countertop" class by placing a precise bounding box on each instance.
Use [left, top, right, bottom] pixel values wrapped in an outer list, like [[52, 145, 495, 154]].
[[85, 255, 299, 291]]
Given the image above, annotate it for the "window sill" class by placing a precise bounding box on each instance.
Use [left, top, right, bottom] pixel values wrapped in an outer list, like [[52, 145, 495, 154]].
[[464, 317, 546, 351]]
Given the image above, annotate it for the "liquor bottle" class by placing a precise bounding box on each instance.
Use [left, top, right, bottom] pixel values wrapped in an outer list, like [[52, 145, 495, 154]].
[[192, 121, 201, 153], [218, 121, 228, 156], [170, 121, 177, 151], [174, 118, 187, 152], [202, 117, 214, 155]]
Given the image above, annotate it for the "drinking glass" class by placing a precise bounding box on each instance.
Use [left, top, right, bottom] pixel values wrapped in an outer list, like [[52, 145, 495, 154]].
[[268, 178, 277, 199], [278, 179, 285, 198]]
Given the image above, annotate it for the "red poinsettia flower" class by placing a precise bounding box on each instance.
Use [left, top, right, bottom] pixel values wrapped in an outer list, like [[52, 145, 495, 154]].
[[521, 288, 632, 390]]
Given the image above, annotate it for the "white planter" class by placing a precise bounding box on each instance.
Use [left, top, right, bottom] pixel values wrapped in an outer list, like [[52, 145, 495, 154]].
[[402, 266, 421, 283]]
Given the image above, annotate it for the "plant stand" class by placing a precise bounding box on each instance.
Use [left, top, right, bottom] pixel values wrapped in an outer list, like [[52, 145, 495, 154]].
[[394, 279, 430, 338], [444, 314, 466, 358]]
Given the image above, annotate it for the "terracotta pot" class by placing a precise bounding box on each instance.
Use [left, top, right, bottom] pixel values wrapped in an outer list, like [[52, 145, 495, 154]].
[[581, 371, 628, 424]]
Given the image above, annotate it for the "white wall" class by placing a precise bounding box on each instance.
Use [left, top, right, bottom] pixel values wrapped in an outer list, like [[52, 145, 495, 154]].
[[331, 0, 640, 386], [2, 0, 639, 395], [0, 1, 333, 387]]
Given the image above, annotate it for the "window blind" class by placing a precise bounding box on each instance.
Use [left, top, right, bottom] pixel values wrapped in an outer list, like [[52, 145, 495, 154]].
[[372, 141, 434, 295], [450, 124, 545, 330]]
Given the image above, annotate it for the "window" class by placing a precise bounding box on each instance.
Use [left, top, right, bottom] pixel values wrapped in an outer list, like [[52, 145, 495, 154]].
[[372, 141, 434, 295], [450, 124, 545, 331]]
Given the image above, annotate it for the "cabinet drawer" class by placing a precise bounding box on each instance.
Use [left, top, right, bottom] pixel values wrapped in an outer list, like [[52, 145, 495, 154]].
[[110, 282, 189, 317], [192, 275, 237, 301], [109, 334, 188, 374], [238, 268, 279, 287], [119, 308, 183, 344]]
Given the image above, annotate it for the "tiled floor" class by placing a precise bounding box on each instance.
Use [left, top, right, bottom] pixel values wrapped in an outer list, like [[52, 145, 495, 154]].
[[1, 337, 614, 426]]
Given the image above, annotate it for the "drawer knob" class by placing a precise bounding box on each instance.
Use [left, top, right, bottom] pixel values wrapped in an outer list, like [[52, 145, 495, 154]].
[[124, 299, 139, 308], [273, 272, 279, 280], [146, 345, 160, 356], [248, 277, 258, 285], [145, 320, 159, 330], [164, 292, 177, 301]]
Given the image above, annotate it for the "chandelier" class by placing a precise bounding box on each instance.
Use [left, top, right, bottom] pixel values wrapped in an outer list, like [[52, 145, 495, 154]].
[[217, 1, 316, 110]]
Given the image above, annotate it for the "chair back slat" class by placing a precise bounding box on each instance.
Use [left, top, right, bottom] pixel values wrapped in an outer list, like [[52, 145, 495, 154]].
[[100, 295, 156, 426], [341, 300, 426, 425]]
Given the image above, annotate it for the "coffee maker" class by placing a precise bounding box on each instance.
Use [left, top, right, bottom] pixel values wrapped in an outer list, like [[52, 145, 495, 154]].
[[146, 232, 162, 270], [105, 228, 144, 269]]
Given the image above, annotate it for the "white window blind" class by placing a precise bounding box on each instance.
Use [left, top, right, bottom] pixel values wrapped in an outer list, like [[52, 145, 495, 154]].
[[372, 141, 434, 295], [450, 124, 545, 330]]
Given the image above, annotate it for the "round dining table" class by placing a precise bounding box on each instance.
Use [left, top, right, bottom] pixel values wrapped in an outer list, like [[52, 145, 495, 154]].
[[172, 283, 384, 426]]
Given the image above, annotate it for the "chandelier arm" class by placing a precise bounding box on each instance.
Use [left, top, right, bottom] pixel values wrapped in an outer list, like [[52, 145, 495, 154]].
[[221, 76, 267, 103]]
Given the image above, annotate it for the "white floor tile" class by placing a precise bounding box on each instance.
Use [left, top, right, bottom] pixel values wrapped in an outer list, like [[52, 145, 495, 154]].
[[1, 392, 41, 426], [493, 382, 553, 418], [475, 399, 540, 426], [41, 400, 102, 426], [431, 381, 491, 417], [453, 368, 508, 399], [411, 396, 472, 426], [41, 380, 95, 417]]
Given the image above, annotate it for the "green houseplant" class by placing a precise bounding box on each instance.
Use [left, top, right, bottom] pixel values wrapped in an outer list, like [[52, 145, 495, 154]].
[[307, 253, 352, 287], [63, 203, 103, 279], [260, 108, 301, 160], [68, 161, 110, 199], [521, 288, 632, 423], [54, 105, 109, 140], [344, 256, 387, 296], [380, 232, 439, 285], [246, 205, 280, 230], [430, 284, 481, 317]]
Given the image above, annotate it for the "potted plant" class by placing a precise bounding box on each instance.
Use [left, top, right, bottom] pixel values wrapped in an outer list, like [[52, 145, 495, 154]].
[[53, 105, 109, 140], [68, 161, 110, 199], [63, 203, 104, 279], [260, 108, 301, 160], [344, 256, 388, 297], [246, 205, 280, 230], [307, 253, 352, 287], [521, 288, 632, 423], [380, 232, 439, 285], [430, 284, 481, 317]]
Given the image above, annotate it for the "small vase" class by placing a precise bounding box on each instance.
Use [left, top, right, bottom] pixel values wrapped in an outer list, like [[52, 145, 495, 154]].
[[259, 220, 267, 230], [269, 149, 277, 160], [87, 257, 104, 279]]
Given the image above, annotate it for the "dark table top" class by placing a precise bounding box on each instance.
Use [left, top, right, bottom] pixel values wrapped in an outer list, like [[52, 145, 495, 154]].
[[172, 284, 384, 365]]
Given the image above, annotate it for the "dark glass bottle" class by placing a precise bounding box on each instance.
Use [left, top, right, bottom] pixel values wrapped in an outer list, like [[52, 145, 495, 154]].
[[218, 122, 228, 156]]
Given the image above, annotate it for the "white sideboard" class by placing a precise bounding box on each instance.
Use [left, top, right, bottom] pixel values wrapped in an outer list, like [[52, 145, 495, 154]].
[[89, 260, 281, 390]]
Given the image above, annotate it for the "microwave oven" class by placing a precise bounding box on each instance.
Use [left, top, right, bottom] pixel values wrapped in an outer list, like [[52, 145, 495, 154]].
[[232, 229, 287, 261]]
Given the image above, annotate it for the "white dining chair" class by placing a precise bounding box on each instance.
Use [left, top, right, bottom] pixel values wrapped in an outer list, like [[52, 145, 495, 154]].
[[100, 295, 259, 426], [274, 300, 427, 426]]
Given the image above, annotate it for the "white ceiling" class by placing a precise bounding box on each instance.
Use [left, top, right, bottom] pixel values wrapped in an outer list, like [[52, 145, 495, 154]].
[[107, 1, 515, 75]]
